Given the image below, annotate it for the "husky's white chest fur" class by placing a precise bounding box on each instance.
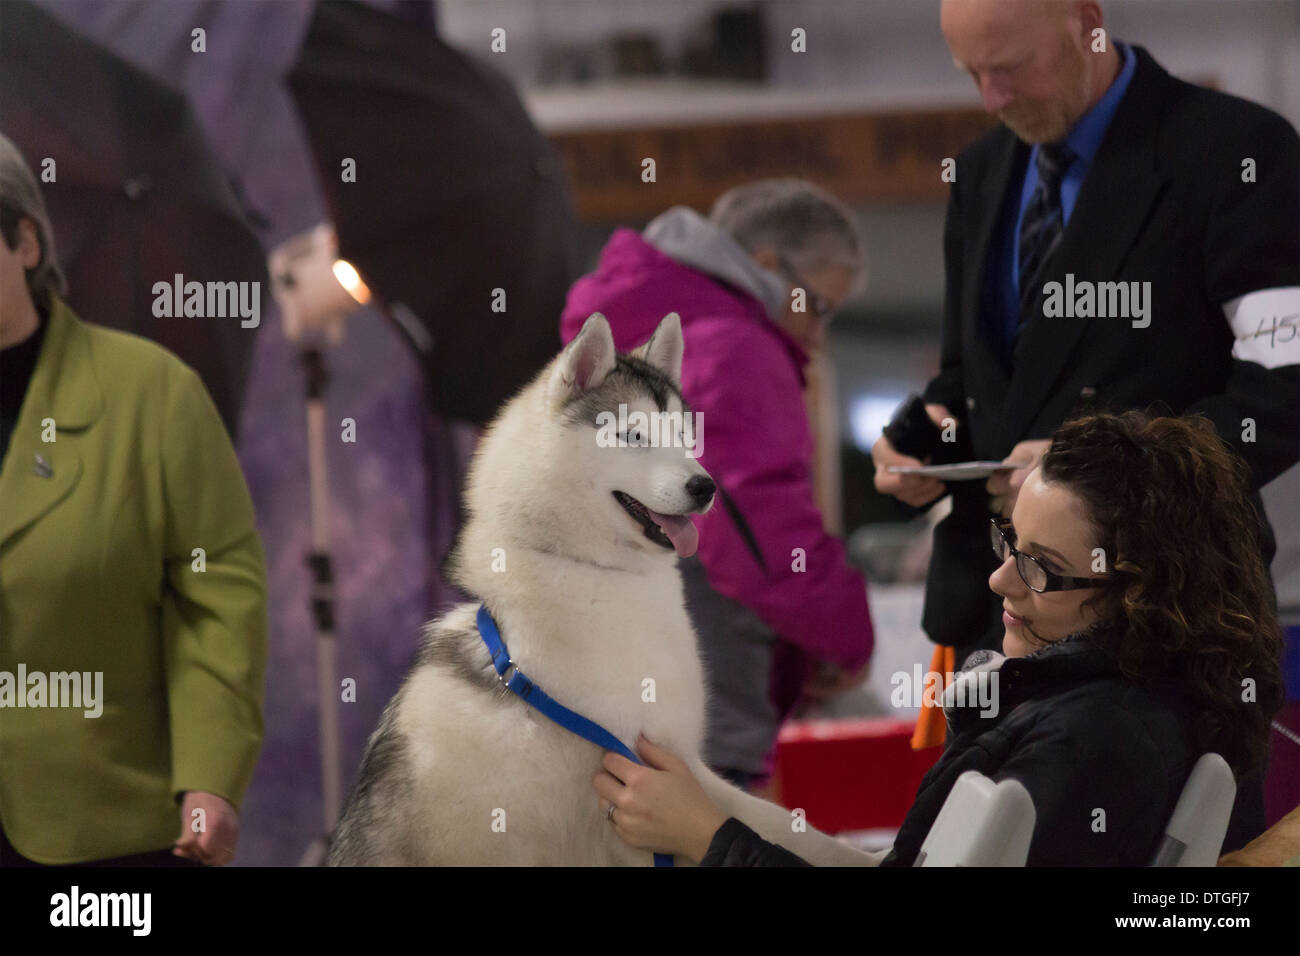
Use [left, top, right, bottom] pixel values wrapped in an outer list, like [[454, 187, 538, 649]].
[[390, 560, 706, 866]]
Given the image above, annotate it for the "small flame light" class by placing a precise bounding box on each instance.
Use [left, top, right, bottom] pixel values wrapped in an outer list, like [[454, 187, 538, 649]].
[[332, 259, 370, 305]]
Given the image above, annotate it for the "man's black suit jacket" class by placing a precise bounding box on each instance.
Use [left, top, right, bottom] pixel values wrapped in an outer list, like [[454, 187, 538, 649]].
[[920, 44, 1300, 666]]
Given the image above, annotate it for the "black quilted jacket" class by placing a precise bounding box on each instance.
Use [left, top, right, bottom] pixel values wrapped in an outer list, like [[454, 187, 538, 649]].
[[701, 633, 1207, 867]]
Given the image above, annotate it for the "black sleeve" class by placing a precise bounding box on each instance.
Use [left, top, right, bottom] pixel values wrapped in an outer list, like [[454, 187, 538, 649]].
[[920, 165, 968, 421], [1185, 107, 1300, 487], [698, 818, 814, 867]]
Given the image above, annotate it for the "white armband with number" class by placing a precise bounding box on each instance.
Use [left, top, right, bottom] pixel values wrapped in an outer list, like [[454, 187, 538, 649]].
[[1224, 287, 1300, 369]]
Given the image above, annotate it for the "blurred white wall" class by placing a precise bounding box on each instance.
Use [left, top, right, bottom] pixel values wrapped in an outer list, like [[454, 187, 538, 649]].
[[438, 0, 1300, 130]]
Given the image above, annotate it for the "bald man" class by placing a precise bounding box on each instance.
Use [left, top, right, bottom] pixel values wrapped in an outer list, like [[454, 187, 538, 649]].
[[873, 0, 1299, 852]]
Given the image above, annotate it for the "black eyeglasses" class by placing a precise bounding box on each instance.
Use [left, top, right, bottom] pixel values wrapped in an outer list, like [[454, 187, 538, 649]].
[[989, 517, 1105, 593], [777, 255, 835, 320]]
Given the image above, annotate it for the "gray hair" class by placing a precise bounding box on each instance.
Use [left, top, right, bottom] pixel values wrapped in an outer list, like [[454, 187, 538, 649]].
[[0, 131, 66, 311], [709, 179, 867, 296]]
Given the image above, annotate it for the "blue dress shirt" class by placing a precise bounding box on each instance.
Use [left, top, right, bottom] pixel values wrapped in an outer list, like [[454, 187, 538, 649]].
[[988, 40, 1139, 366]]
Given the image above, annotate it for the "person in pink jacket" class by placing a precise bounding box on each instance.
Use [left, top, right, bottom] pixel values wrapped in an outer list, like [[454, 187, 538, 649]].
[[559, 179, 874, 789]]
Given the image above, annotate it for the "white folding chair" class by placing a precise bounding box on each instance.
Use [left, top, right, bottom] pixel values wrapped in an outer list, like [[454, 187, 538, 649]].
[[915, 770, 1036, 866], [1150, 752, 1236, 867]]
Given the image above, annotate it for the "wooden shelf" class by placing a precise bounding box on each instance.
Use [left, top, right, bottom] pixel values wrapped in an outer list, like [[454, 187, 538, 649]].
[[527, 81, 995, 220]]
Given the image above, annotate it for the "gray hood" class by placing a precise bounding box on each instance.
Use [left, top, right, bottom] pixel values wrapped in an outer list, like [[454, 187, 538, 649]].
[[642, 206, 788, 321]]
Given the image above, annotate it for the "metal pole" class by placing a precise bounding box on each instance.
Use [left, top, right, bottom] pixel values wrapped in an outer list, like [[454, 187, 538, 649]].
[[299, 348, 341, 863]]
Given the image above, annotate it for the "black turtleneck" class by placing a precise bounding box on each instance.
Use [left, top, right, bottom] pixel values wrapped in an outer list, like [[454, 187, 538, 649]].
[[0, 307, 48, 469]]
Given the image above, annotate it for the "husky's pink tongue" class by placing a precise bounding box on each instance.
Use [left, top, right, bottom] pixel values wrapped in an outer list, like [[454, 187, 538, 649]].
[[647, 510, 699, 558]]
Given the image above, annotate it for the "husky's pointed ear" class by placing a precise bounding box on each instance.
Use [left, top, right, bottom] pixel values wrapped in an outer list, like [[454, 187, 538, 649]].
[[548, 313, 616, 407], [639, 312, 683, 386]]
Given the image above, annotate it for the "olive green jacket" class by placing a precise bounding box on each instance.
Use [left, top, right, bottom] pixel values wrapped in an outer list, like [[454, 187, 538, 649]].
[[0, 296, 267, 863]]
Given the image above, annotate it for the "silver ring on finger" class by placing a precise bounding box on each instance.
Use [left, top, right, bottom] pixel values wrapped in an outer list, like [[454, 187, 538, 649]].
[[606, 803, 617, 824]]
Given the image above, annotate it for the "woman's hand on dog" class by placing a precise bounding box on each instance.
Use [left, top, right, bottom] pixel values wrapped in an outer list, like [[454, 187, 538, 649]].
[[593, 735, 728, 863]]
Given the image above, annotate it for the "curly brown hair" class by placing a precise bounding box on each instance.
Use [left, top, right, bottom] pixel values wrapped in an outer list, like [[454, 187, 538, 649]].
[[1038, 410, 1284, 778]]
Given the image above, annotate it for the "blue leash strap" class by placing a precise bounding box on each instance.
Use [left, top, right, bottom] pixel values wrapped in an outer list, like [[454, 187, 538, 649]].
[[476, 604, 674, 867]]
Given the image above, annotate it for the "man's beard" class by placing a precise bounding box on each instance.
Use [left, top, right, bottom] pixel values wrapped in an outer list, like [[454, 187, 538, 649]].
[[1000, 98, 1080, 143], [1000, 42, 1093, 143]]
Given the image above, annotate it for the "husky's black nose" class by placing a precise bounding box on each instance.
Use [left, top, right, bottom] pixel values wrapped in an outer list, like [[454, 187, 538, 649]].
[[686, 475, 715, 506]]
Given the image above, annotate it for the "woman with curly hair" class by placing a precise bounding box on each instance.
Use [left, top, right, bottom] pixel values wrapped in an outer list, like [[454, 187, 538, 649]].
[[590, 410, 1285, 866]]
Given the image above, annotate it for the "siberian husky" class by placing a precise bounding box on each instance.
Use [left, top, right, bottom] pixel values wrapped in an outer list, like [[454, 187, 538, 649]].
[[327, 313, 876, 866]]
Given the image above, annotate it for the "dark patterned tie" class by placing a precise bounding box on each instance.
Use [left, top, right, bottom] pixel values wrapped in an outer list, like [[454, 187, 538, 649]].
[[1016, 142, 1076, 326]]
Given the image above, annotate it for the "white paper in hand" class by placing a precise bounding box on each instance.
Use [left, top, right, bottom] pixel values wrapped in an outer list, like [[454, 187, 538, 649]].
[[886, 461, 1031, 481]]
